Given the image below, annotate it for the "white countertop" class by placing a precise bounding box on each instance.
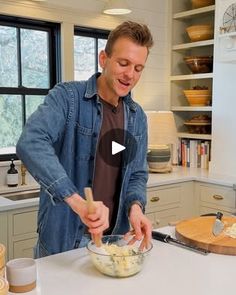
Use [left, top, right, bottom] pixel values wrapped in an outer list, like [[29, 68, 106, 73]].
[[8, 226, 236, 295], [0, 167, 236, 212], [148, 166, 236, 188]]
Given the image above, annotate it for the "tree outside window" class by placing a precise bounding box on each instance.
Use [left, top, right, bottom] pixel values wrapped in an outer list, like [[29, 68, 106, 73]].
[[74, 27, 109, 81], [0, 17, 60, 160]]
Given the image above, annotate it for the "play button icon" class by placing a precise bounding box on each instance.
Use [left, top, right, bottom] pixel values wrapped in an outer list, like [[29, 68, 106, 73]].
[[98, 128, 137, 167], [112, 141, 126, 155]]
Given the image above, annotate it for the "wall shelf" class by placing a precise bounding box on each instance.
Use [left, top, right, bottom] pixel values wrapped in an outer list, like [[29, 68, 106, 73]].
[[171, 106, 212, 112], [170, 1, 215, 168], [170, 73, 213, 81], [173, 40, 214, 50], [178, 132, 212, 140], [173, 5, 215, 19]]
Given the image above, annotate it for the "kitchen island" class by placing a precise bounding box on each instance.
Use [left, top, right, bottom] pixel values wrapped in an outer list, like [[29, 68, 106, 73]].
[[8, 227, 236, 295]]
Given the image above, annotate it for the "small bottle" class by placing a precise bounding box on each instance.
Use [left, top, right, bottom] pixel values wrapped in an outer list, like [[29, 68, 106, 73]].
[[7, 159, 18, 187]]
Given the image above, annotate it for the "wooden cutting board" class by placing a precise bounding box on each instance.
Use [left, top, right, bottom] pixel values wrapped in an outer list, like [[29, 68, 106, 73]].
[[175, 216, 236, 255]]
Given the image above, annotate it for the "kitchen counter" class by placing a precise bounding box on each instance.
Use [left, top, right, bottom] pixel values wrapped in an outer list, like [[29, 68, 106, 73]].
[[0, 184, 39, 212], [0, 166, 236, 211], [148, 166, 236, 188], [8, 226, 236, 295]]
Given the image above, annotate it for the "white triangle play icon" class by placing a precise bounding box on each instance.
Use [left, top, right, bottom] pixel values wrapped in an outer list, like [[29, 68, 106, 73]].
[[112, 141, 126, 155]]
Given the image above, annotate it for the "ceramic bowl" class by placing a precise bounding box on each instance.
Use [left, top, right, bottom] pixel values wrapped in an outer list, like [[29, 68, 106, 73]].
[[147, 154, 171, 163], [184, 115, 211, 134], [184, 56, 213, 73], [87, 235, 152, 278], [147, 148, 171, 170], [147, 146, 171, 157], [191, 0, 215, 9], [186, 24, 213, 42], [184, 122, 211, 134], [183, 89, 211, 106]]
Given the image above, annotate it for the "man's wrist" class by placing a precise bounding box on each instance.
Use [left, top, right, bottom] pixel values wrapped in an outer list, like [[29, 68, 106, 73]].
[[64, 193, 82, 205], [128, 201, 144, 215]]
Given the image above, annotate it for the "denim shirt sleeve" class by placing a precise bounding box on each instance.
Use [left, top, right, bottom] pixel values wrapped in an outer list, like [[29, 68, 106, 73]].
[[16, 82, 78, 202], [124, 110, 148, 215]]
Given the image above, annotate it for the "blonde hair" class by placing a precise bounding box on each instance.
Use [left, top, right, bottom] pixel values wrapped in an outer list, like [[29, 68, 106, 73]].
[[105, 21, 154, 56]]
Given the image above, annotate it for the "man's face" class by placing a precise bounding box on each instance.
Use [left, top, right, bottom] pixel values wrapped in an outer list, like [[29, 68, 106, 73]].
[[99, 37, 148, 98]]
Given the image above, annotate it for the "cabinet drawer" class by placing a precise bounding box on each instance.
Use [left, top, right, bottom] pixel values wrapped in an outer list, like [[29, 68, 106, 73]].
[[12, 211, 38, 236], [200, 184, 236, 209], [155, 208, 180, 228], [146, 208, 180, 229], [146, 186, 181, 212], [13, 238, 37, 259]]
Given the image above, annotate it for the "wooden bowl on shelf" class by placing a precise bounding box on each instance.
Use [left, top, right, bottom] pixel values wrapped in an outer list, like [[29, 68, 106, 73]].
[[184, 115, 211, 134], [191, 0, 215, 9], [183, 89, 211, 106], [184, 56, 213, 74], [184, 122, 211, 134], [186, 24, 213, 42]]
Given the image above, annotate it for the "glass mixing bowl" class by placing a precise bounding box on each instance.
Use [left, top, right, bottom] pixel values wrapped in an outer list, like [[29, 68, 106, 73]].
[[87, 235, 153, 278]]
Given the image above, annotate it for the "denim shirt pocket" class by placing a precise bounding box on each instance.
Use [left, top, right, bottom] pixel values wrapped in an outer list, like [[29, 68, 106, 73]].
[[76, 123, 93, 161]]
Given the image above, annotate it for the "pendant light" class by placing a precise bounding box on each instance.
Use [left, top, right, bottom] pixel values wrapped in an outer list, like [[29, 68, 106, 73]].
[[103, 0, 131, 15]]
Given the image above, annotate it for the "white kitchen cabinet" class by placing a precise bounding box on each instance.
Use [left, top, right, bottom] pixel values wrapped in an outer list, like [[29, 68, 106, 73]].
[[0, 206, 38, 261], [0, 212, 8, 252], [146, 181, 196, 228], [7, 206, 38, 260], [195, 182, 236, 215], [170, 1, 215, 159]]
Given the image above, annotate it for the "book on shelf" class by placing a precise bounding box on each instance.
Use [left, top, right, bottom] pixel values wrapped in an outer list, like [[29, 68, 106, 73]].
[[178, 139, 211, 169]]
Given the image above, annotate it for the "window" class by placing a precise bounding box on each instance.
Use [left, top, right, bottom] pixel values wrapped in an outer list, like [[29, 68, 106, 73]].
[[74, 26, 109, 80], [0, 16, 60, 161]]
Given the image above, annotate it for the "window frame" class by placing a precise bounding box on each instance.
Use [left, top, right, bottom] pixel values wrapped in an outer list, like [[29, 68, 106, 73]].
[[0, 15, 61, 161], [74, 26, 110, 74]]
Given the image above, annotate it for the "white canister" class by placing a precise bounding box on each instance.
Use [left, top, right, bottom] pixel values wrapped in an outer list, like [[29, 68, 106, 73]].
[[6, 258, 37, 293]]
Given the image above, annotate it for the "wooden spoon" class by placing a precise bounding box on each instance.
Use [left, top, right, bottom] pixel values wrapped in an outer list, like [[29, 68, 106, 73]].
[[84, 187, 102, 247]]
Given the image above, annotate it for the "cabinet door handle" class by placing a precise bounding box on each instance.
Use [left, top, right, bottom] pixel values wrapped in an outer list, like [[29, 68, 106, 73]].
[[150, 196, 160, 202], [156, 220, 160, 226], [213, 194, 224, 200]]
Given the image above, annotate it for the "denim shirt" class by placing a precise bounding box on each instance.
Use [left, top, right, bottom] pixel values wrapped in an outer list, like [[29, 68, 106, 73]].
[[16, 73, 148, 256]]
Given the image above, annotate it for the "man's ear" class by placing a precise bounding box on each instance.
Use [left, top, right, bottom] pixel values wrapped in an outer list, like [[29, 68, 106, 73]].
[[99, 50, 107, 69]]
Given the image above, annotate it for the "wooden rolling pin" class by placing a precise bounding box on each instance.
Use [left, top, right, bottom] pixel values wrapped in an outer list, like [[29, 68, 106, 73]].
[[84, 187, 102, 247]]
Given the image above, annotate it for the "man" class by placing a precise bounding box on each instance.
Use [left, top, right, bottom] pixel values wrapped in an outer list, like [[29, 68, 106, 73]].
[[16, 21, 154, 258]]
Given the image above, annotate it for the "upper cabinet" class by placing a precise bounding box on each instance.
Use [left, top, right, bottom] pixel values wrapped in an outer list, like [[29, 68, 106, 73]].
[[170, 0, 215, 142]]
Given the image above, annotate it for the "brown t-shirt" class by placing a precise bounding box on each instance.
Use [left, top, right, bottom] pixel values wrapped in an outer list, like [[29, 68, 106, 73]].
[[92, 97, 124, 233]]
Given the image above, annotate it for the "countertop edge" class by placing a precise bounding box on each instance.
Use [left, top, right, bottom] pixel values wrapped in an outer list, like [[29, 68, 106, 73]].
[[1, 167, 236, 211]]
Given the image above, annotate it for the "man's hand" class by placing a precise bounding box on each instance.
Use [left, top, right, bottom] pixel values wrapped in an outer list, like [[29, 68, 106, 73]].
[[65, 193, 109, 235], [125, 203, 152, 250]]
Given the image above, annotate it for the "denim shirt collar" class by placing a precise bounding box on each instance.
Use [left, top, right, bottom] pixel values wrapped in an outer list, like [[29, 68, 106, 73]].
[[85, 73, 137, 112]]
